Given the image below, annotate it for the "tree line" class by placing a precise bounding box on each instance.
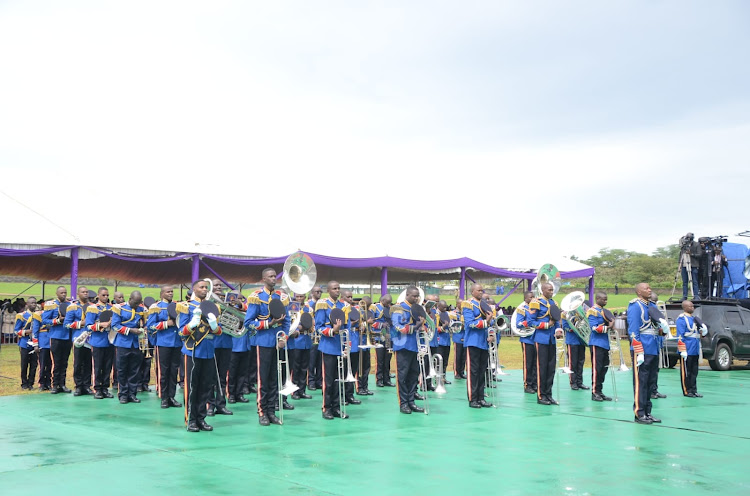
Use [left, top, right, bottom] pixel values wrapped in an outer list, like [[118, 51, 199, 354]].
[[571, 245, 681, 289]]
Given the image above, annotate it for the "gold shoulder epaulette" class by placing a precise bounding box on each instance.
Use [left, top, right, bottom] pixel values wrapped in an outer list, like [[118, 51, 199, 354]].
[[176, 302, 189, 314], [67, 303, 79, 311], [44, 301, 57, 310], [112, 305, 122, 315], [246, 294, 262, 306], [529, 300, 541, 310], [87, 305, 100, 314], [390, 305, 405, 315], [148, 303, 160, 314], [368, 303, 378, 313], [280, 292, 290, 305], [15, 314, 25, 323], [585, 307, 598, 317], [315, 301, 329, 312], [460, 301, 473, 310], [33, 312, 42, 321]]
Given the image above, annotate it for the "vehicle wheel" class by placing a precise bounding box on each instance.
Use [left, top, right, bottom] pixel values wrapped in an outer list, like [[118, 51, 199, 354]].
[[667, 355, 678, 369], [710, 343, 732, 371]]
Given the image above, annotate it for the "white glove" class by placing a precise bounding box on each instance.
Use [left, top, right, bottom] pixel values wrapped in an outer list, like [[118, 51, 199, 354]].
[[680, 351, 688, 360], [188, 308, 202, 330], [636, 353, 645, 366], [207, 313, 218, 331], [700, 324, 708, 337]]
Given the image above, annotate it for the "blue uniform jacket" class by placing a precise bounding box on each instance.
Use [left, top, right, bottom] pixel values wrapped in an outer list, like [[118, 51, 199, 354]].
[[15, 311, 34, 349], [391, 302, 418, 353], [676, 313, 701, 356], [231, 332, 250, 353], [290, 302, 313, 351], [516, 303, 535, 345], [528, 297, 560, 345], [451, 306, 464, 344], [63, 300, 88, 341], [462, 299, 491, 350], [369, 303, 390, 344], [562, 319, 585, 345], [243, 288, 291, 349], [146, 300, 182, 348], [31, 312, 49, 349], [112, 303, 146, 349], [315, 297, 349, 356], [178, 300, 217, 359], [626, 298, 660, 355], [42, 299, 69, 341], [85, 303, 113, 348], [586, 305, 610, 350]]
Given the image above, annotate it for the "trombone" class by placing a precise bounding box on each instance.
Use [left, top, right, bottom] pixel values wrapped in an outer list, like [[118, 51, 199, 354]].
[[276, 330, 299, 424], [415, 327, 433, 415], [337, 329, 356, 419]]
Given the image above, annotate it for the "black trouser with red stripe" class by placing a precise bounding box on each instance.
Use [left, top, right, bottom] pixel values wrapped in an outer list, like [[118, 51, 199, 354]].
[[435, 345, 451, 379], [256, 345, 278, 417], [680, 355, 699, 395], [590, 345, 609, 394], [567, 344, 586, 389], [347, 351, 359, 399], [536, 343, 556, 400], [92, 346, 115, 393], [521, 342, 537, 391], [156, 346, 180, 400], [321, 352, 341, 411], [454, 343, 466, 376], [116, 346, 143, 399], [228, 350, 250, 398], [50, 338, 72, 388], [19, 346, 37, 388], [357, 348, 371, 392], [291, 348, 310, 394], [248, 346, 258, 391], [308, 344, 322, 388], [632, 352, 658, 418], [73, 345, 92, 390], [184, 354, 213, 424], [375, 346, 392, 384], [38, 348, 51, 388], [395, 350, 419, 408], [466, 346, 488, 403], [208, 348, 231, 409]]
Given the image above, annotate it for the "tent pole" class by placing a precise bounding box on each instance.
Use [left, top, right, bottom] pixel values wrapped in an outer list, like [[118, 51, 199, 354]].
[[191, 255, 200, 282], [70, 247, 79, 297], [381, 267, 388, 297], [459, 267, 466, 299], [588, 276, 595, 306], [42, 281, 46, 300]]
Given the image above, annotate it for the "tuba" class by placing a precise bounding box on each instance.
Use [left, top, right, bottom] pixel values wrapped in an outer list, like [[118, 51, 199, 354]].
[[282, 251, 317, 295], [560, 291, 592, 344], [532, 263, 561, 297], [205, 279, 249, 338]]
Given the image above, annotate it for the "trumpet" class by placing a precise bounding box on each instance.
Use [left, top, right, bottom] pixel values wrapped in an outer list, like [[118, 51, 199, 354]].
[[138, 328, 152, 358], [73, 330, 91, 348]]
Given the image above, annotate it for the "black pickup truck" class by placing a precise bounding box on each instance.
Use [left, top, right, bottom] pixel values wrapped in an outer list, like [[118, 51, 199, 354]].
[[663, 299, 750, 371]]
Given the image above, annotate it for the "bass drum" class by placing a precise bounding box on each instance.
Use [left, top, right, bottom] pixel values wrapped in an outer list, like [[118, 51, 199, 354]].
[[510, 308, 534, 338]]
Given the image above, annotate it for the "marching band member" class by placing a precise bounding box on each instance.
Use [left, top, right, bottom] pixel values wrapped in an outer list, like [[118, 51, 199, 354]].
[[111, 291, 125, 389], [462, 284, 495, 408], [112, 291, 147, 404], [43, 286, 72, 394], [64, 286, 93, 396], [243, 268, 291, 426], [587, 291, 612, 400], [146, 286, 183, 408], [434, 300, 452, 386], [649, 292, 667, 400], [14, 297, 38, 390], [306, 286, 323, 391], [516, 292, 537, 394], [628, 283, 661, 424], [371, 294, 395, 388], [563, 311, 587, 393], [207, 280, 233, 417], [340, 290, 362, 405], [32, 301, 51, 391], [179, 280, 222, 431], [452, 297, 467, 380], [227, 321, 251, 404], [356, 296, 374, 396], [291, 293, 313, 400], [315, 281, 350, 419], [85, 287, 115, 399], [391, 286, 425, 414], [528, 283, 561, 406], [424, 295, 440, 392], [676, 300, 703, 398]]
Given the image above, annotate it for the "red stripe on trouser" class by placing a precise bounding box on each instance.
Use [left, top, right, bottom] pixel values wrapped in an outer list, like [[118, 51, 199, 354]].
[[521, 343, 527, 387], [536, 343, 542, 400], [466, 348, 472, 401], [155, 347, 161, 398], [633, 356, 640, 417], [568, 345, 573, 385], [321, 359, 326, 412], [256, 348, 263, 417], [680, 357, 688, 395], [592, 347, 597, 392], [183, 355, 189, 424], [394, 352, 400, 406]]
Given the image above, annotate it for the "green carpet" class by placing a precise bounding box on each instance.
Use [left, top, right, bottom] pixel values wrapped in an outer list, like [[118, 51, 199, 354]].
[[1, 367, 749, 496]]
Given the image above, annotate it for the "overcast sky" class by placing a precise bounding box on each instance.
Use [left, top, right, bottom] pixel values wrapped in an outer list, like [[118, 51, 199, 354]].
[[1, 1, 748, 269]]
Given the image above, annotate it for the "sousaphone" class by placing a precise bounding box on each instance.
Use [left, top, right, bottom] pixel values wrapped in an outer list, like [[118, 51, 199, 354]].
[[532, 263, 561, 297]]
